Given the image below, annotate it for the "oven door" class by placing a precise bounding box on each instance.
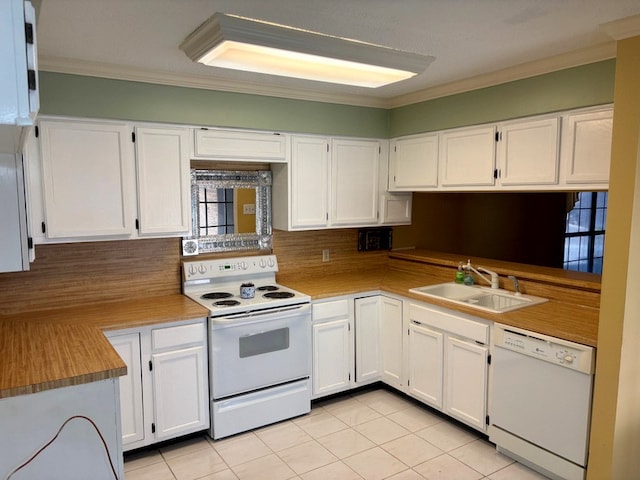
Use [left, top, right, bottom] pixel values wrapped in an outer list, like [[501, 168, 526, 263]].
[[209, 303, 311, 399]]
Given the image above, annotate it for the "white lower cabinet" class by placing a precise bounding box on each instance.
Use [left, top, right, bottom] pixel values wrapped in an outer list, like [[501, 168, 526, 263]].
[[108, 332, 144, 446], [309, 295, 491, 433], [444, 336, 488, 431], [106, 318, 209, 451], [379, 296, 404, 388], [312, 298, 352, 398], [354, 296, 381, 383], [408, 321, 444, 408], [407, 302, 490, 432], [313, 294, 403, 399]]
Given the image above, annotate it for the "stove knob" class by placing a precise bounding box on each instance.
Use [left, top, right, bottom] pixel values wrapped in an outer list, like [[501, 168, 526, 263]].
[[240, 261, 248, 270], [188, 265, 198, 276], [564, 354, 574, 365], [267, 257, 275, 267], [259, 258, 266, 268], [198, 264, 207, 274]]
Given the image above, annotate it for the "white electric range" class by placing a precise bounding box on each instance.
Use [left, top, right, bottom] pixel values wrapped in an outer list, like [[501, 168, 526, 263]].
[[182, 254, 312, 439]]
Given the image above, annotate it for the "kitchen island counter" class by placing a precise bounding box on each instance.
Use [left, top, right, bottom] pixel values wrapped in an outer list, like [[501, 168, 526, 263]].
[[0, 294, 208, 399]]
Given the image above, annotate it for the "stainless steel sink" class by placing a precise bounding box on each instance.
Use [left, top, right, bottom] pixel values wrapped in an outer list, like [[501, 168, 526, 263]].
[[409, 282, 548, 313]]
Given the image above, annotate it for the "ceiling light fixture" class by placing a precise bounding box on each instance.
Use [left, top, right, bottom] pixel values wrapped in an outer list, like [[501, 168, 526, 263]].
[[180, 13, 434, 88]]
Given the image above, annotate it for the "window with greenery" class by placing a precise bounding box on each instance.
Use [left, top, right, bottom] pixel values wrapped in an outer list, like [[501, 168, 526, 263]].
[[564, 192, 607, 274]]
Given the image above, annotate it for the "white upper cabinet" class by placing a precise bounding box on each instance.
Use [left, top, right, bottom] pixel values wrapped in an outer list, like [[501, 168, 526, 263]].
[[289, 135, 330, 229], [135, 126, 191, 236], [0, 0, 39, 153], [33, 118, 194, 242], [273, 135, 386, 231], [497, 116, 559, 186], [439, 125, 496, 187], [388, 106, 608, 192], [39, 118, 136, 238], [331, 138, 380, 226], [192, 128, 287, 162], [389, 134, 438, 190], [560, 107, 613, 186]]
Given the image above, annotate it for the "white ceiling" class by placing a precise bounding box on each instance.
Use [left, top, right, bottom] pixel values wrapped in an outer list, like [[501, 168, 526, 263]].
[[35, 0, 640, 108]]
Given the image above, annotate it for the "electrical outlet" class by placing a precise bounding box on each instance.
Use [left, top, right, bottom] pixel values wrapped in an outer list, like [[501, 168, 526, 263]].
[[322, 249, 330, 262], [243, 203, 256, 215]]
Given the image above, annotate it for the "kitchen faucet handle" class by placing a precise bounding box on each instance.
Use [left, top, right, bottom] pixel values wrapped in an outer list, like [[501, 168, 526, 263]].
[[508, 275, 521, 295]]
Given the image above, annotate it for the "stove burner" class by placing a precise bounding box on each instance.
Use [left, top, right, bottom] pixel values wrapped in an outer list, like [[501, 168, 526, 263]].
[[263, 291, 295, 299], [214, 299, 241, 307], [257, 285, 279, 292], [201, 292, 234, 300]]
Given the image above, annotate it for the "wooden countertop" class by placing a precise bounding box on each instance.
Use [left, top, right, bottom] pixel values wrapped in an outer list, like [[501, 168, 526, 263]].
[[1, 250, 599, 400], [0, 295, 208, 399], [279, 251, 599, 348]]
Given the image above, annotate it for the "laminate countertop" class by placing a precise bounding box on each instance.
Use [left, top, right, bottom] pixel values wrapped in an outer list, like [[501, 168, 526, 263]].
[[1, 251, 599, 400], [0, 295, 209, 399], [278, 251, 600, 348]]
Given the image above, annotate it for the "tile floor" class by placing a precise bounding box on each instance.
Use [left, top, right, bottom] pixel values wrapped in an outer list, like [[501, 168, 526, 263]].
[[124, 387, 550, 480]]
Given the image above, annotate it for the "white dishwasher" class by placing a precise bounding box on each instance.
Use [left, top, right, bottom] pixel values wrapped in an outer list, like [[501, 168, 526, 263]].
[[489, 323, 595, 480]]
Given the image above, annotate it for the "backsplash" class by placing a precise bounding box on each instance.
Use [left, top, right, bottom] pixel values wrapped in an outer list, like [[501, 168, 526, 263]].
[[0, 238, 182, 314], [0, 229, 389, 315]]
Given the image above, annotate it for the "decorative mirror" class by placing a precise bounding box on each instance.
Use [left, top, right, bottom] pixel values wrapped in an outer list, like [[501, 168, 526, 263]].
[[182, 169, 272, 254]]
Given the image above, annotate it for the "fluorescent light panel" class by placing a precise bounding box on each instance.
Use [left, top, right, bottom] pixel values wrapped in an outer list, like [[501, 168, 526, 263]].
[[180, 13, 434, 88]]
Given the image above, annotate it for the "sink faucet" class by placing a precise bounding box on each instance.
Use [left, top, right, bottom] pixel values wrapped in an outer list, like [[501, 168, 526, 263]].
[[464, 260, 500, 289], [508, 275, 521, 295]]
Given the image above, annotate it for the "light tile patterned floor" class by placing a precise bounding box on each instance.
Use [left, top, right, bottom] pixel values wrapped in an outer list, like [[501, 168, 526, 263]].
[[124, 388, 550, 480]]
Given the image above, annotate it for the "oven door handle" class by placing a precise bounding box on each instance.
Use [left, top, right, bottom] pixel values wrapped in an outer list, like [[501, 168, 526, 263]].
[[215, 303, 309, 322]]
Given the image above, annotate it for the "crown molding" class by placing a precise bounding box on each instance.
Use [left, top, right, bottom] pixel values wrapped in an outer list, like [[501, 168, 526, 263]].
[[601, 14, 640, 40], [40, 41, 617, 111], [38, 56, 390, 108], [386, 42, 617, 108]]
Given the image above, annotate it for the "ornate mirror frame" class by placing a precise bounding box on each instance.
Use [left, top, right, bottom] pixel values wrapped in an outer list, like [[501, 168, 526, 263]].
[[182, 169, 272, 254]]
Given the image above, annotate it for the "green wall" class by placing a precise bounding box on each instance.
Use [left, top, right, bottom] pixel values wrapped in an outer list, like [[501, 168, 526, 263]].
[[389, 59, 616, 136], [39, 72, 389, 138], [40, 59, 615, 138]]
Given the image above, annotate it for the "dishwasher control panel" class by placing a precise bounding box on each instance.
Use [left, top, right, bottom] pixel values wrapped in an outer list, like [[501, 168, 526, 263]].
[[494, 323, 595, 374]]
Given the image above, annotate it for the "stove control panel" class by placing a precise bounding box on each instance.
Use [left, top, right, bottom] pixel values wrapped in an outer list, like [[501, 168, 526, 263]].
[[183, 255, 278, 281]]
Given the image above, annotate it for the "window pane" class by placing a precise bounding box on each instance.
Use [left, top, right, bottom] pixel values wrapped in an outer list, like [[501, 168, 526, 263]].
[[594, 234, 605, 257], [595, 208, 606, 231], [596, 192, 608, 208], [578, 209, 591, 232], [578, 192, 592, 209]]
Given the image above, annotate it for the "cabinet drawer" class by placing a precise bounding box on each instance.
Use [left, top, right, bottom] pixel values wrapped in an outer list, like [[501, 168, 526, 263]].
[[193, 129, 287, 161], [152, 321, 205, 351], [313, 299, 350, 321], [409, 303, 489, 344]]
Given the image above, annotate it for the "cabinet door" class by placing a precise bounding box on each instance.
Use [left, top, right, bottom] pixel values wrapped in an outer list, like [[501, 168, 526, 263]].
[[354, 296, 380, 384], [193, 129, 287, 161], [290, 136, 329, 228], [561, 108, 612, 185], [39, 119, 136, 238], [497, 117, 559, 186], [380, 296, 403, 388], [408, 321, 443, 409], [107, 332, 144, 447], [379, 193, 412, 225], [151, 345, 209, 440], [440, 125, 496, 187], [444, 336, 488, 431], [0, 153, 28, 272], [389, 134, 438, 190], [331, 139, 379, 226], [135, 126, 191, 236], [312, 318, 351, 397]]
